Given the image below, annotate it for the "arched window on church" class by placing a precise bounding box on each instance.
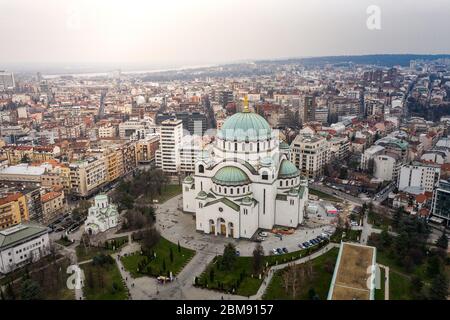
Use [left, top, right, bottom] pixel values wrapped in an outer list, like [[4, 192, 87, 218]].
[[198, 164, 204, 173]]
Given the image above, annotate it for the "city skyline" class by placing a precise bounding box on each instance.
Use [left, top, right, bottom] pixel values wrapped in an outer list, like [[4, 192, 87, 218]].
[[1, 0, 450, 72]]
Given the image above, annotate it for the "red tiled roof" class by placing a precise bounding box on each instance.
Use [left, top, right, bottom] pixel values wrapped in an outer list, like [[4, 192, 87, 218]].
[[415, 194, 427, 204], [0, 193, 23, 205], [41, 191, 62, 203]]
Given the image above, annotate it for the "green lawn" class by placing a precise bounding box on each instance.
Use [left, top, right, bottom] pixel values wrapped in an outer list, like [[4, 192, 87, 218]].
[[5, 257, 75, 300], [263, 248, 339, 300], [197, 242, 331, 297], [154, 184, 182, 203], [76, 237, 128, 262], [330, 229, 361, 243], [309, 188, 342, 202], [56, 238, 73, 247], [376, 249, 423, 300], [368, 211, 392, 230], [81, 261, 128, 300], [198, 256, 263, 297], [376, 249, 429, 281], [375, 267, 385, 300], [389, 271, 413, 300], [121, 237, 195, 278]]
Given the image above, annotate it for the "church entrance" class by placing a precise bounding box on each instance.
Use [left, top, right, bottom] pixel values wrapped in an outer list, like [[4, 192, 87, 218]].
[[209, 220, 215, 234], [228, 222, 234, 238], [218, 218, 226, 236]]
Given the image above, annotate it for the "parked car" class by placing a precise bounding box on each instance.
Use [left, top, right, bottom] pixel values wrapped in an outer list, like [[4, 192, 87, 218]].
[[298, 243, 304, 249], [235, 250, 240, 256], [276, 248, 283, 254], [272, 249, 278, 255], [258, 232, 268, 237], [302, 242, 310, 248], [282, 247, 288, 253]]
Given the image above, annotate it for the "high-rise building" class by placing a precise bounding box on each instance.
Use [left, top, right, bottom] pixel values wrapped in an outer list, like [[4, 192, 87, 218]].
[[290, 134, 329, 179], [431, 180, 450, 227], [0, 71, 15, 91], [155, 119, 183, 174], [156, 112, 209, 136], [302, 96, 316, 123], [219, 90, 233, 107], [398, 162, 441, 193]]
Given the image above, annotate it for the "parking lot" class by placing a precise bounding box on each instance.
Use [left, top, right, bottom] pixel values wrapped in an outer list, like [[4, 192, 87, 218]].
[[48, 213, 86, 235]]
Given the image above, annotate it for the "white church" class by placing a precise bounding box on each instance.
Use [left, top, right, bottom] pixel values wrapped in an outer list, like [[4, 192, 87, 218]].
[[84, 194, 119, 235], [182, 98, 309, 239]]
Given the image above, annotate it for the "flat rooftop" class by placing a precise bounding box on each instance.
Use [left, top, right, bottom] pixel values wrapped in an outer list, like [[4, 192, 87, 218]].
[[328, 242, 377, 300]]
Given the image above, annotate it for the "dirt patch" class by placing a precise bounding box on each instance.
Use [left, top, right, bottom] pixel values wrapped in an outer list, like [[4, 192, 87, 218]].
[[331, 243, 375, 300]]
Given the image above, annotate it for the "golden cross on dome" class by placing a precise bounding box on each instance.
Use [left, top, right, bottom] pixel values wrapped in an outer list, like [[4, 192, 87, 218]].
[[243, 95, 249, 112]]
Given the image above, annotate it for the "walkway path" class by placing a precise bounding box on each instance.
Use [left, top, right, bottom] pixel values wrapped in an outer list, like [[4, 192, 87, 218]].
[[378, 264, 390, 300]]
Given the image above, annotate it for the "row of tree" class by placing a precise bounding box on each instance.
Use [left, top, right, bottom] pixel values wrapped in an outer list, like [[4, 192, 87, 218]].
[[369, 207, 448, 300]]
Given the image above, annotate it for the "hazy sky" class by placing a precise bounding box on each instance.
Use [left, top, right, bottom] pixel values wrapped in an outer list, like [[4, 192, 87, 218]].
[[1, 0, 449, 70]]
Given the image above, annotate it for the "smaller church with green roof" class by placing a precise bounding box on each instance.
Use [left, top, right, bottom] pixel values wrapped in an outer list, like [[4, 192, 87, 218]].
[[182, 97, 309, 239]]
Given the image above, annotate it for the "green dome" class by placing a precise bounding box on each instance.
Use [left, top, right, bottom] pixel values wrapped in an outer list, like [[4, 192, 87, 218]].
[[260, 156, 273, 167], [279, 141, 290, 149], [278, 159, 299, 178], [197, 191, 208, 199], [212, 166, 250, 186], [217, 111, 272, 141]]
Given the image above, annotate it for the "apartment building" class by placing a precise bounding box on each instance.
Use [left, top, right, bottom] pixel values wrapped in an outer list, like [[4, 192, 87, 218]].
[[136, 135, 159, 164], [0, 193, 29, 230], [375, 137, 409, 163], [373, 152, 402, 182], [104, 149, 125, 183], [290, 134, 329, 179], [119, 119, 153, 139], [69, 157, 108, 198], [0, 145, 60, 165], [398, 162, 441, 193], [98, 124, 117, 138], [360, 145, 385, 170], [119, 142, 138, 174], [41, 190, 65, 223], [328, 136, 350, 161]]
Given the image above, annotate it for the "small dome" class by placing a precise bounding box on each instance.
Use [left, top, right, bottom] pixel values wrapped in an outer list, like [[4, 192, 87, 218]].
[[260, 156, 273, 167], [217, 111, 272, 141], [279, 141, 290, 150], [212, 166, 250, 186], [242, 196, 253, 205], [184, 175, 194, 183], [278, 159, 299, 178], [197, 191, 207, 199]]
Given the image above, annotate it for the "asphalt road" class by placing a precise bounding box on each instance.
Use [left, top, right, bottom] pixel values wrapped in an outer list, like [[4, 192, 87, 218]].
[[310, 183, 364, 205]]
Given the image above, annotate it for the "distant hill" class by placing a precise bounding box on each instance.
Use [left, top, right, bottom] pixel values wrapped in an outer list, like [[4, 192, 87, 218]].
[[257, 54, 450, 67]]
